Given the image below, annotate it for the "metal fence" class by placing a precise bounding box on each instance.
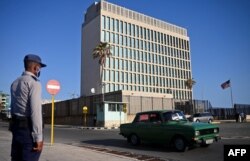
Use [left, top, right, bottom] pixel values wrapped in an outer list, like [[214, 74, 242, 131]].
[[209, 104, 250, 120]]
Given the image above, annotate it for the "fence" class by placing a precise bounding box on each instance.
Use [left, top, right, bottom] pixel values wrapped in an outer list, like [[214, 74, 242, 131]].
[[209, 104, 250, 120]]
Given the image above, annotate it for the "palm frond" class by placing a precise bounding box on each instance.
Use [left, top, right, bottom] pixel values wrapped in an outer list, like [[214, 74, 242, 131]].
[[92, 41, 112, 66]]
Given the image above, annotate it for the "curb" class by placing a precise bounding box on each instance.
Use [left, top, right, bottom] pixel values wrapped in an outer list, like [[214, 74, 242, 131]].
[[51, 125, 120, 130], [77, 126, 119, 130], [212, 121, 221, 124]]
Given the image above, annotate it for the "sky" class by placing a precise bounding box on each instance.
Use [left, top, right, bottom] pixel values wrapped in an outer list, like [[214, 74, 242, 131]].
[[0, 0, 249, 108]]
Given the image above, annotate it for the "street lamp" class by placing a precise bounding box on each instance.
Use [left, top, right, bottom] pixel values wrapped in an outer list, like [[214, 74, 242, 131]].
[[82, 106, 88, 126], [91, 88, 95, 94]]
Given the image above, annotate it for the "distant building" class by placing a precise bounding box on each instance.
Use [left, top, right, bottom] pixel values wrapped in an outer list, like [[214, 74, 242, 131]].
[[81, 1, 192, 102], [0, 91, 10, 110]]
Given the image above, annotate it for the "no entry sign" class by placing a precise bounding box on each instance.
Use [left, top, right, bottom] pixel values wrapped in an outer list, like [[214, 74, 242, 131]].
[[46, 79, 60, 145], [46, 80, 60, 95]]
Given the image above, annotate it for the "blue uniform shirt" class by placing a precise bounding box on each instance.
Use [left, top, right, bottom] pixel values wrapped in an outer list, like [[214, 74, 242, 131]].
[[11, 71, 43, 142]]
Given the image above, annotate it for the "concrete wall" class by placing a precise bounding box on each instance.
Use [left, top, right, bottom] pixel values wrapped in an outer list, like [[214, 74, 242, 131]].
[[42, 91, 173, 127], [123, 95, 173, 114], [81, 13, 101, 96]]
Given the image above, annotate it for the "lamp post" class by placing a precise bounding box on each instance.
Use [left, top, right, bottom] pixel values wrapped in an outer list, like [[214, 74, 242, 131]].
[[82, 106, 88, 126]]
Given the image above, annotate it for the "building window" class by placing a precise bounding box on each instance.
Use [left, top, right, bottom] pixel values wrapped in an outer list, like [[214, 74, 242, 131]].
[[106, 70, 109, 81], [125, 72, 128, 83], [115, 19, 119, 32], [110, 18, 114, 31], [120, 21, 123, 33], [106, 83, 110, 93], [106, 31, 110, 42], [125, 60, 128, 70], [119, 59, 123, 70], [101, 30, 105, 42], [135, 25, 138, 37], [131, 24, 135, 36], [115, 59, 119, 70], [106, 17, 110, 30], [120, 72, 124, 83], [127, 23, 131, 35], [124, 22, 127, 34], [119, 47, 123, 57], [115, 71, 119, 82], [115, 46, 118, 57], [110, 33, 114, 43], [108, 104, 116, 111], [119, 35, 123, 45], [110, 71, 114, 82], [115, 34, 118, 44], [101, 15, 105, 30]]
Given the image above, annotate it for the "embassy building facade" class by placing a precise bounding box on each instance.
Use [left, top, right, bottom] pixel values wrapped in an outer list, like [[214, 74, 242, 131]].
[[81, 1, 192, 108]]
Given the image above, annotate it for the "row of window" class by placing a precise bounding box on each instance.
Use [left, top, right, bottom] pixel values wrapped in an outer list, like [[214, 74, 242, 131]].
[[101, 16, 189, 50], [108, 104, 124, 112], [103, 83, 191, 100], [101, 1, 187, 36], [101, 30, 190, 56], [103, 71, 191, 89], [105, 58, 191, 78], [107, 54, 191, 70], [106, 41, 190, 62]]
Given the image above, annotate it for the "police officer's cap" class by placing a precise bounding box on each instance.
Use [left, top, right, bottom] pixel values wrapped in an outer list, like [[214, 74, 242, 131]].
[[24, 54, 46, 67]]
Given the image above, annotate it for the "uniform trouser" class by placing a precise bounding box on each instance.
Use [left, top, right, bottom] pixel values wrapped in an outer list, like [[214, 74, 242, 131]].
[[11, 123, 41, 161]]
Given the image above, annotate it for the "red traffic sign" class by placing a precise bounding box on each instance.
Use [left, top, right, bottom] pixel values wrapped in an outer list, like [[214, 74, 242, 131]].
[[46, 80, 60, 95]]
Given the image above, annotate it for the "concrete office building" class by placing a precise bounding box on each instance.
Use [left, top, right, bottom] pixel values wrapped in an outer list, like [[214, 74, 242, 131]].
[[81, 1, 192, 103]]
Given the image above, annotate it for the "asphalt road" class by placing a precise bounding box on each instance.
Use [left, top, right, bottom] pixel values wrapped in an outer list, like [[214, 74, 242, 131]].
[[1, 121, 250, 161], [42, 122, 250, 161]]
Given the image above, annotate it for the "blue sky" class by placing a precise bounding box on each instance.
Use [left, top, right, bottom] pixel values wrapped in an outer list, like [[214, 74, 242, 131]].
[[0, 0, 249, 107]]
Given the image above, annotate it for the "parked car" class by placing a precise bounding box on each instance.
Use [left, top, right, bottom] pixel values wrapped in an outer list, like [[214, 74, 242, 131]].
[[120, 110, 220, 152], [239, 112, 246, 122], [189, 112, 214, 123], [0, 109, 11, 120]]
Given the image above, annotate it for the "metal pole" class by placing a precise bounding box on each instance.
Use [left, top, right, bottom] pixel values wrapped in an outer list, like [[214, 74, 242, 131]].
[[230, 80, 234, 108], [120, 106, 121, 126], [50, 95, 55, 145], [83, 113, 84, 126], [84, 113, 87, 126], [230, 80, 236, 120]]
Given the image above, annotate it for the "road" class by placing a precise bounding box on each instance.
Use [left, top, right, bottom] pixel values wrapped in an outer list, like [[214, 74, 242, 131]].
[[1, 121, 250, 161], [44, 122, 250, 161]]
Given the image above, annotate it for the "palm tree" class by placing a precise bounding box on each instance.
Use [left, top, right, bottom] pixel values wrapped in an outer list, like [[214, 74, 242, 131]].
[[185, 78, 196, 113], [185, 78, 196, 91], [93, 42, 112, 101]]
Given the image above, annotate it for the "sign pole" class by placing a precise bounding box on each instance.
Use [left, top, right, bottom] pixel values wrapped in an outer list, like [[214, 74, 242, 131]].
[[46, 79, 60, 146], [51, 95, 55, 145]]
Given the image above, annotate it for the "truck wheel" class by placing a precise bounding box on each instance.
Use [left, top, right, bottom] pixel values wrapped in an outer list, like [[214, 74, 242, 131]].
[[208, 119, 212, 123], [130, 134, 140, 146], [173, 137, 188, 152], [196, 119, 200, 123]]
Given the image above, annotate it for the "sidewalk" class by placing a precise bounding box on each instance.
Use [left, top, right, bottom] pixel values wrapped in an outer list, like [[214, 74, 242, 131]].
[[0, 127, 135, 161]]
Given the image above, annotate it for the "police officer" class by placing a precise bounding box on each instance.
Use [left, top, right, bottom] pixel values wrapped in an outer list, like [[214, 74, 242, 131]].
[[10, 54, 46, 161]]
